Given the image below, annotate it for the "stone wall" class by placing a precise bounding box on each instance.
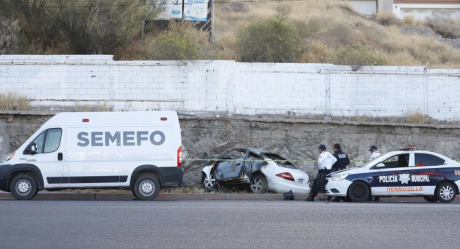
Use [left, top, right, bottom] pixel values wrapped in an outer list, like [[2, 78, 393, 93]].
[[2, 112, 460, 184], [1, 55, 460, 120]]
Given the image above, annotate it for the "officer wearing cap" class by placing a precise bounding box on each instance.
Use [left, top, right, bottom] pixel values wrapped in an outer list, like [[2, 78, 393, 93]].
[[306, 144, 337, 201], [369, 145, 381, 161], [327, 144, 350, 202], [368, 145, 381, 201]]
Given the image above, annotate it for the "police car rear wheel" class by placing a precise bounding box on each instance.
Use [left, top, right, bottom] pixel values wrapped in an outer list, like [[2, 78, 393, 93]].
[[134, 175, 160, 200], [423, 196, 438, 203], [10, 175, 38, 200], [347, 182, 370, 202], [436, 182, 456, 203]]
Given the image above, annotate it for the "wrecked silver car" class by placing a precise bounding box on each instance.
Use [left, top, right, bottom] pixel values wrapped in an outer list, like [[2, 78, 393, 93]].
[[201, 148, 310, 194]]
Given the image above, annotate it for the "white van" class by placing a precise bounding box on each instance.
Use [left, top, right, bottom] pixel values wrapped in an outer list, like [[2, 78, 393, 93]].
[[0, 111, 183, 200]]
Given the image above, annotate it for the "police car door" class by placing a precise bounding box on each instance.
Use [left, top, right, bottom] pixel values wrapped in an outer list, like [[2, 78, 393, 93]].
[[368, 152, 416, 196], [410, 153, 449, 195]]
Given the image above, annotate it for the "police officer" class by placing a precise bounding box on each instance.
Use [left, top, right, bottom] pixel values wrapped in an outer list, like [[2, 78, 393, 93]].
[[369, 145, 381, 161], [368, 145, 381, 201], [306, 144, 337, 202], [327, 144, 350, 202]]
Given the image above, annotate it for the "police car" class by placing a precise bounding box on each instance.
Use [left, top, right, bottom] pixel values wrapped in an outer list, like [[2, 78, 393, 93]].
[[325, 147, 460, 203]]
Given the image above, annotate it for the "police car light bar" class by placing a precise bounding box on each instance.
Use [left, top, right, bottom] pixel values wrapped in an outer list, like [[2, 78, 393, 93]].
[[401, 146, 416, 151]]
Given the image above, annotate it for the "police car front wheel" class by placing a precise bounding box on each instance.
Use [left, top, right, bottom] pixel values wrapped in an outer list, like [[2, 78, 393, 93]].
[[10, 175, 38, 200], [347, 182, 370, 202], [133, 175, 160, 200], [436, 182, 457, 203]]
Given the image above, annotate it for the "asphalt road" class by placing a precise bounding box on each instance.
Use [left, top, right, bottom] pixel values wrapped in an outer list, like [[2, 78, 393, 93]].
[[0, 200, 459, 249]]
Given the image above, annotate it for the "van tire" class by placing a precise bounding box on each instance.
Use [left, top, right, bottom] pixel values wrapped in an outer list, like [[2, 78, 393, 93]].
[[10, 175, 38, 200], [134, 175, 160, 200]]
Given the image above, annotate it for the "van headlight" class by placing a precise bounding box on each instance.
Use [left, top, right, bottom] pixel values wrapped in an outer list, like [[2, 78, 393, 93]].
[[331, 173, 349, 181], [0, 152, 15, 163]]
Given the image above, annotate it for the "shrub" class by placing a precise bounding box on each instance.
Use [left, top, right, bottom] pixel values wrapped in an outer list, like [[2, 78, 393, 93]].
[[0, 92, 30, 111], [336, 43, 388, 71], [426, 15, 460, 39], [403, 111, 430, 124], [148, 23, 210, 60], [237, 14, 300, 63], [374, 12, 400, 26], [0, 18, 20, 54], [1, 0, 155, 54]]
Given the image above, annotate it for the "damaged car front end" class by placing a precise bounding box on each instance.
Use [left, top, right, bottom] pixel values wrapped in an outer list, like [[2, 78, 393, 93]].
[[201, 148, 310, 194]]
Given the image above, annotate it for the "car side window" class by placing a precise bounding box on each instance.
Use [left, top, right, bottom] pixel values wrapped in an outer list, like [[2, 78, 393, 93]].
[[415, 153, 445, 166], [31, 131, 46, 154], [44, 128, 62, 153], [377, 154, 410, 169], [27, 128, 62, 155]]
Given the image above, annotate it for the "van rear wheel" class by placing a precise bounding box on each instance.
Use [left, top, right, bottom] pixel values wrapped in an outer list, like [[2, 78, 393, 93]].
[[134, 175, 160, 200]]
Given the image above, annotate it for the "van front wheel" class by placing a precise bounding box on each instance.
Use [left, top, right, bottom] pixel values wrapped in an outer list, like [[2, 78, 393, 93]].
[[10, 175, 38, 200], [134, 176, 160, 200]]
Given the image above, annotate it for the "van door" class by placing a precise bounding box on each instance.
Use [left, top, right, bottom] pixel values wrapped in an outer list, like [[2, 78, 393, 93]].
[[25, 128, 67, 188]]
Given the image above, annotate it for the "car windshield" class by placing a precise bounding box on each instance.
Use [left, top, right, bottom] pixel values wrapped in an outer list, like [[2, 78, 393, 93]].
[[264, 153, 298, 169], [359, 152, 389, 168]]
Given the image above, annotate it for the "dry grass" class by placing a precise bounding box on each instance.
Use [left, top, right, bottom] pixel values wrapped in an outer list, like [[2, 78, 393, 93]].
[[74, 101, 113, 112], [112, 0, 460, 68], [0, 91, 30, 111], [403, 111, 430, 124]]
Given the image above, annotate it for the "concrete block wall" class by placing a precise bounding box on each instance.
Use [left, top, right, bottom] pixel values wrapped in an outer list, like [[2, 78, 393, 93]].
[[1, 55, 460, 120]]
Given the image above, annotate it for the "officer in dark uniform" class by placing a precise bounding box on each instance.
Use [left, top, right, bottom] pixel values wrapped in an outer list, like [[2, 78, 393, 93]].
[[327, 144, 350, 202]]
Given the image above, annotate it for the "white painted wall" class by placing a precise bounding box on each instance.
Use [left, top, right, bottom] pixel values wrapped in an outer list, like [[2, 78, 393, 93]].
[[394, 4, 460, 20], [1, 55, 460, 121], [347, 0, 377, 15]]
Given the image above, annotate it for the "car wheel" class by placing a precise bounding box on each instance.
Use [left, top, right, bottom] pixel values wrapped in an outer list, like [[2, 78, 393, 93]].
[[423, 196, 438, 203], [202, 172, 217, 191], [436, 182, 456, 203], [250, 174, 268, 194], [347, 182, 370, 202], [134, 175, 160, 201], [10, 175, 38, 200]]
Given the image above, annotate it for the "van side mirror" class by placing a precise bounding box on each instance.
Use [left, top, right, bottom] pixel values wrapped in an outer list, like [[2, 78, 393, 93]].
[[376, 163, 385, 168], [27, 142, 37, 155]]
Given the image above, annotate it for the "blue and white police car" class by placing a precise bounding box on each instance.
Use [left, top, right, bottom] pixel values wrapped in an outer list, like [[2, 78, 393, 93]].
[[325, 147, 460, 203]]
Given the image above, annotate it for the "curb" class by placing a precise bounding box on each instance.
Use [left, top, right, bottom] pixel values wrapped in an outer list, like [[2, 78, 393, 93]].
[[1, 192, 460, 202]]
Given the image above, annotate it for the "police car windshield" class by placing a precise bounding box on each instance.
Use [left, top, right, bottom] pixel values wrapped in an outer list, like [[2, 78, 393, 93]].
[[359, 153, 388, 167]]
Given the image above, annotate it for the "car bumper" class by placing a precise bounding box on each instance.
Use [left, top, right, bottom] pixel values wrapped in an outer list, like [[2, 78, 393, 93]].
[[268, 178, 310, 194], [325, 179, 353, 197]]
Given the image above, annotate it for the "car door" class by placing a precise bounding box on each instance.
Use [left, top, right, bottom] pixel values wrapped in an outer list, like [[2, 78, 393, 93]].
[[25, 128, 67, 188], [411, 153, 448, 195], [367, 152, 417, 196]]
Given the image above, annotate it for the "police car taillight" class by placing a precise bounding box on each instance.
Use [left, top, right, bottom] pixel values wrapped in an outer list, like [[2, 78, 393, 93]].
[[177, 146, 183, 167], [276, 172, 294, 181]]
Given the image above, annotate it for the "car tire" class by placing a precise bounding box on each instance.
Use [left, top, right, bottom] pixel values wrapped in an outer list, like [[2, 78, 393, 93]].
[[202, 172, 217, 191], [133, 175, 160, 201], [423, 196, 438, 202], [10, 175, 38, 200], [436, 182, 456, 203], [250, 174, 268, 194], [347, 181, 370, 202]]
